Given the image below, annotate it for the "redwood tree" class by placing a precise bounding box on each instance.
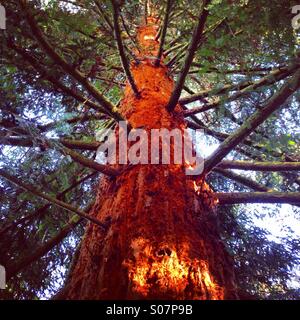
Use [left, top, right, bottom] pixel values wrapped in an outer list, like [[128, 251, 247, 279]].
[[0, 0, 300, 300]]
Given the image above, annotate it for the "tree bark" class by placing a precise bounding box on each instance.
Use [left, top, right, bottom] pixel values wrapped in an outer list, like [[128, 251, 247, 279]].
[[62, 15, 238, 300]]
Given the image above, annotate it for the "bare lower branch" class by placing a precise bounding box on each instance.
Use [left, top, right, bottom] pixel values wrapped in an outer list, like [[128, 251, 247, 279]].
[[189, 64, 283, 75], [0, 136, 101, 151], [216, 192, 300, 205], [217, 160, 300, 171]]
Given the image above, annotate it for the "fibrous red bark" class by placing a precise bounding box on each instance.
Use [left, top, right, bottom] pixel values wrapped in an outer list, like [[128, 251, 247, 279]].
[[62, 16, 238, 300]]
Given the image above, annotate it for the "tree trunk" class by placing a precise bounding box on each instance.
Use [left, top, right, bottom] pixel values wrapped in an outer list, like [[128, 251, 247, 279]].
[[62, 16, 238, 300]]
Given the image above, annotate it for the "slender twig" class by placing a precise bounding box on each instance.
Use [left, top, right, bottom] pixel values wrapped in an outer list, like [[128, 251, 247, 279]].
[[40, 113, 107, 131], [164, 43, 186, 57], [189, 64, 282, 75], [166, 43, 188, 68]]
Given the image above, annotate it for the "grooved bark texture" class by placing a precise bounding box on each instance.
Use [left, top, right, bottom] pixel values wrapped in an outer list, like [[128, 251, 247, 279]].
[[62, 16, 238, 300]]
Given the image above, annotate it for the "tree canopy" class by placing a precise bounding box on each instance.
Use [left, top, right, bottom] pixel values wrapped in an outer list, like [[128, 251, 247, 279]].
[[0, 0, 300, 299]]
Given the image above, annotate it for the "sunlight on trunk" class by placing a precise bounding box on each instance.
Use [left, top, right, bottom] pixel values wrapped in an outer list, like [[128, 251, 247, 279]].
[[125, 237, 224, 299]]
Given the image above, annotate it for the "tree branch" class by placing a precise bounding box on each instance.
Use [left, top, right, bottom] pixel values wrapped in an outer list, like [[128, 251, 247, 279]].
[[0, 169, 108, 229], [94, 0, 114, 31], [166, 43, 188, 68], [186, 119, 296, 161], [164, 43, 186, 57], [8, 41, 109, 115], [41, 113, 108, 131], [217, 160, 300, 171], [5, 214, 84, 280], [169, 17, 225, 72], [0, 171, 97, 237], [0, 117, 118, 175], [0, 136, 101, 151], [190, 64, 283, 75], [166, 0, 211, 112], [120, 11, 141, 53], [213, 168, 272, 192], [188, 118, 300, 191], [155, 0, 172, 67], [204, 68, 300, 173], [183, 60, 300, 115], [57, 145, 120, 176], [111, 0, 140, 97], [20, 0, 121, 120], [216, 192, 300, 205]]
